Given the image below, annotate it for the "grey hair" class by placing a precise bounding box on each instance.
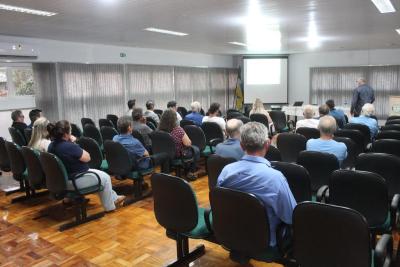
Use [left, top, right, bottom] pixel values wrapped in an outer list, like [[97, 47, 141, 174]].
[[361, 103, 375, 116], [318, 115, 337, 135], [303, 105, 315, 119], [117, 115, 133, 134], [240, 122, 269, 152], [191, 101, 201, 113], [226, 119, 243, 138]]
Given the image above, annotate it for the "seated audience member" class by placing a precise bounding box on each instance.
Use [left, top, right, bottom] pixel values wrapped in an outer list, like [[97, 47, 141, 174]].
[[249, 98, 273, 124], [126, 99, 136, 116], [113, 116, 151, 170], [318, 104, 330, 118], [48, 120, 125, 211], [167, 100, 182, 123], [132, 108, 153, 147], [215, 119, 244, 160], [202, 102, 226, 132], [159, 109, 200, 181], [185, 101, 204, 126], [28, 117, 50, 152], [217, 122, 297, 247], [326, 99, 346, 128], [28, 109, 42, 128], [349, 103, 379, 139], [144, 100, 160, 124], [11, 109, 28, 138], [296, 105, 319, 129], [306, 115, 347, 166]]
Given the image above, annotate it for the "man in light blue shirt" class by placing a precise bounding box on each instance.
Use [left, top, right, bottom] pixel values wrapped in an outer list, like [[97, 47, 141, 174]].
[[185, 101, 204, 126], [307, 115, 347, 165], [215, 119, 244, 160], [217, 122, 297, 247], [326, 99, 346, 128], [349, 103, 379, 139]]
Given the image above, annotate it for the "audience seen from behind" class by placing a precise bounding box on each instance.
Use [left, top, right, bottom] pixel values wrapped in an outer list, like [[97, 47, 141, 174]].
[[11, 109, 28, 140], [326, 99, 346, 128], [126, 99, 136, 116], [28, 117, 51, 152], [28, 109, 42, 128], [306, 115, 348, 166], [249, 98, 273, 124], [295, 105, 319, 129], [318, 104, 330, 118], [215, 119, 244, 160], [217, 122, 297, 247], [349, 103, 378, 139], [47, 120, 125, 211], [167, 100, 182, 123], [184, 101, 204, 126], [202, 102, 226, 132], [159, 109, 200, 181], [113, 116, 151, 170], [144, 100, 160, 124], [132, 108, 153, 147]]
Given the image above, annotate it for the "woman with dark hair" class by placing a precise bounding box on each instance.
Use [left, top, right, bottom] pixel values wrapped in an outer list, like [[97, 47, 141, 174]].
[[202, 102, 226, 132], [47, 120, 125, 211], [159, 110, 199, 181]]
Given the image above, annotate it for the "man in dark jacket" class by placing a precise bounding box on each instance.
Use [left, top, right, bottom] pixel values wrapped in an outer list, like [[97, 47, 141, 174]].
[[351, 78, 375, 117]]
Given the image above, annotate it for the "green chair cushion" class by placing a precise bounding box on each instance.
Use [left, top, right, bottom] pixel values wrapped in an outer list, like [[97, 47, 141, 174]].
[[185, 207, 211, 239], [311, 195, 317, 202], [100, 160, 109, 171], [66, 185, 104, 197]]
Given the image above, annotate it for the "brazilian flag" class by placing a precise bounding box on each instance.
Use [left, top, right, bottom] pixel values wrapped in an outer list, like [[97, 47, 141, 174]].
[[234, 66, 244, 112]]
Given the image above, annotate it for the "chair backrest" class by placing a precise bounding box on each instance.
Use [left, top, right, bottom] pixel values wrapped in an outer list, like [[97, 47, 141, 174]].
[[24, 128, 32, 143], [83, 124, 103, 147], [333, 136, 358, 169], [329, 170, 388, 228], [8, 127, 27, 146], [4, 141, 26, 181], [180, 119, 195, 128], [149, 131, 176, 160], [106, 114, 119, 129], [0, 137, 11, 172], [385, 119, 400, 125], [376, 130, 400, 141], [39, 151, 68, 197], [343, 123, 371, 146], [265, 145, 282, 162], [381, 124, 400, 132], [269, 111, 287, 132], [226, 111, 243, 120], [103, 140, 133, 175], [131, 130, 146, 147], [237, 116, 251, 124], [71, 123, 82, 138], [293, 202, 371, 267], [271, 161, 312, 202], [296, 127, 320, 141], [387, 115, 400, 122], [99, 118, 114, 129], [277, 133, 307, 163], [206, 154, 236, 191], [210, 187, 270, 254], [21, 147, 45, 189], [146, 117, 158, 128], [151, 173, 199, 233], [184, 125, 206, 151], [334, 129, 365, 155], [249, 113, 269, 126], [356, 153, 400, 198], [76, 137, 103, 169], [372, 139, 400, 157], [177, 106, 188, 118], [100, 126, 118, 142], [154, 109, 163, 116], [146, 121, 156, 131], [81, 117, 95, 129], [297, 151, 339, 192], [201, 122, 224, 145]]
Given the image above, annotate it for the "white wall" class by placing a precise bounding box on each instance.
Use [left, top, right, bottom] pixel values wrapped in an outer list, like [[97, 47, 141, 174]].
[[288, 48, 400, 104]]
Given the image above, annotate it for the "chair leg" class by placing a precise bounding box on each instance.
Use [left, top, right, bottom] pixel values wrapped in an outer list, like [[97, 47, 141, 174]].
[[166, 234, 205, 267]]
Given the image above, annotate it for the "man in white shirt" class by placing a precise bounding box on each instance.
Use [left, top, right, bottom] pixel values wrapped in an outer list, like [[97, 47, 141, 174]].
[[202, 102, 226, 132], [167, 100, 182, 123], [296, 105, 319, 129], [144, 100, 160, 124]]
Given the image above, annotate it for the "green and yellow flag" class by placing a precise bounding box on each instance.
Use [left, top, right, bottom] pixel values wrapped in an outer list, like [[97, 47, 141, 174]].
[[234, 67, 244, 112]]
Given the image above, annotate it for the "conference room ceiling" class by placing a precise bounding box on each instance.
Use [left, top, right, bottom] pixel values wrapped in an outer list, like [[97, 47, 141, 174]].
[[0, 0, 399, 55]]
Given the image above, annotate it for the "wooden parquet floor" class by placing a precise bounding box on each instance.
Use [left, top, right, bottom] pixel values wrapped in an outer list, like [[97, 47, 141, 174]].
[[0, 171, 282, 267]]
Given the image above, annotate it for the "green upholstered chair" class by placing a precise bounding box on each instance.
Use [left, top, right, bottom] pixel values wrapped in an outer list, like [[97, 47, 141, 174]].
[[83, 124, 103, 150], [8, 127, 27, 146], [76, 137, 108, 172]]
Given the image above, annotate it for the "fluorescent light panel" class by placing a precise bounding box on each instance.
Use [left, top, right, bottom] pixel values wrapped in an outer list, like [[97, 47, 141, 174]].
[[0, 3, 57, 16], [396, 28, 400, 35], [370, 0, 396, 13], [144, 27, 188, 36], [228, 41, 247, 47]]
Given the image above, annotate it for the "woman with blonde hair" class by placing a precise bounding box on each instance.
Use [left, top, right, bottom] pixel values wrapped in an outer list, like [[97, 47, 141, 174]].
[[28, 117, 51, 152], [249, 98, 273, 124]]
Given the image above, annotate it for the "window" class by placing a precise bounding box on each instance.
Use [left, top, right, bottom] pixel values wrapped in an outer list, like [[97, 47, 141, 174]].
[[12, 68, 34, 96]]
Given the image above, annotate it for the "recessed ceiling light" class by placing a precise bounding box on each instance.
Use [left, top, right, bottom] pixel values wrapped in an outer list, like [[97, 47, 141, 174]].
[[228, 41, 247, 47], [144, 27, 188, 36], [370, 0, 396, 13], [396, 28, 400, 35], [0, 3, 57, 16]]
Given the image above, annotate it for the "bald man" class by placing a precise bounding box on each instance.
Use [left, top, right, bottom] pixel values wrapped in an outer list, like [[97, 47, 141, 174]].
[[215, 119, 244, 160], [351, 78, 375, 117], [296, 105, 319, 129]]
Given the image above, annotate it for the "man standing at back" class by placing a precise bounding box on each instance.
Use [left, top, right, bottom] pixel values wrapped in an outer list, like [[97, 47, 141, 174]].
[[351, 78, 375, 117], [217, 122, 296, 248]]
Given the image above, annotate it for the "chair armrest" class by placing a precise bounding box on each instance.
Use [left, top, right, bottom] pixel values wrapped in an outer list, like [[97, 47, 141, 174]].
[[209, 138, 223, 147], [136, 156, 153, 167], [204, 207, 213, 233], [390, 194, 400, 229], [180, 146, 196, 164], [150, 152, 169, 166], [71, 170, 102, 195], [374, 234, 393, 267], [316, 185, 329, 202]]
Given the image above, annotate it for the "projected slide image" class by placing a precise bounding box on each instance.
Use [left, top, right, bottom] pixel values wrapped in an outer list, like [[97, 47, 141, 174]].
[[246, 58, 281, 85]]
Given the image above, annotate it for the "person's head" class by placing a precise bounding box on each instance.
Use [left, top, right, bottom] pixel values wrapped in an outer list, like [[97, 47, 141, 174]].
[[226, 119, 243, 139], [132, 108, 144, 122], [191, 101, 201, 113], [325, 99, 335, 110], [158, 109, 177, 133], [240, 122, 269, 156], [117, 115, 133, 134], [357, 77, 367, 86], [318, 115, 337, 139], [167, 100, 177, 111], [146, 100, 155, 110], [361, 103, 375, 117], [303, 105, 315, 119], [11, 110, 24, 123], [47, 120, 71, 141], [28, 117, 50, 148], [127, 99, 136, 110], [319, 104, 330, 117], [29, 109, 42, 124], [208, 103, 220, 116], [251, 98, 265, 112]]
